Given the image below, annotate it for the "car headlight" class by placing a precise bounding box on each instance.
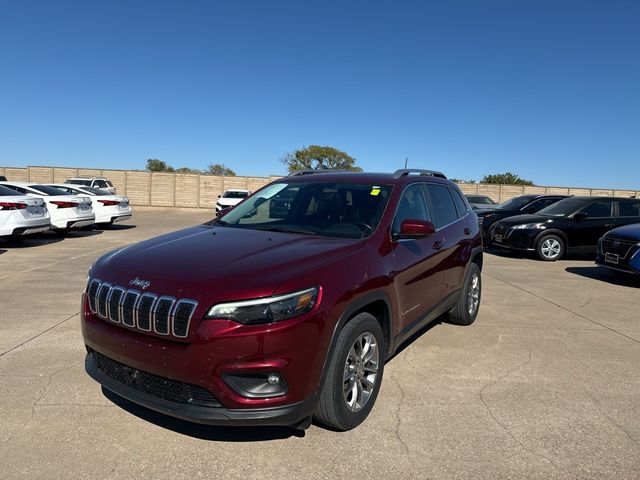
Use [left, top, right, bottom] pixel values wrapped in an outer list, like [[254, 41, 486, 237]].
[[206, 287, 319, 324], [511, 223, 545, 230]]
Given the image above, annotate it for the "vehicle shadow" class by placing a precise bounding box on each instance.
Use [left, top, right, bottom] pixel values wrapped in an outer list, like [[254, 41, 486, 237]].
[[53, 229, 104, 239], [0, 249, 6, 255], [0, 233, 65, 248], [90, 224, 137, 231], [387, 315, 444, 362], [101, 388, 305, 441], [565, 266, 639, 287]]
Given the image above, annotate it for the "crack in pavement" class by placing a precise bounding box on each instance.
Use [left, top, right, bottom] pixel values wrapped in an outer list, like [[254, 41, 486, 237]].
[[478, 347, 569, 477], [2, 361, 83, 443], [582, 389, 640, 450], [387, 374, 415, 479], [485, 272, 640, 346], [0, 313, 78, 358]]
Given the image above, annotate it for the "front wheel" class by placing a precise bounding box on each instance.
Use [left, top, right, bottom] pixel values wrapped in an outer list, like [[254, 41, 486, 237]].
[[536, 234, 565, 261], [448, 262, 482, 326], [314, 313, 385, 431]]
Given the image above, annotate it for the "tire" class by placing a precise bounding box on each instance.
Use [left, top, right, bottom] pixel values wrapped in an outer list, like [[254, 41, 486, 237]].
[[448, 262, 482, 326], [536, 234, 565, 261], [314, 313, 386, 431]]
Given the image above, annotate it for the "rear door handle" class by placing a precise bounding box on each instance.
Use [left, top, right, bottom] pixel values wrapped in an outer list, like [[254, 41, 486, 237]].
[[433, 239, 445, 250], [464, 227, 471, 235]]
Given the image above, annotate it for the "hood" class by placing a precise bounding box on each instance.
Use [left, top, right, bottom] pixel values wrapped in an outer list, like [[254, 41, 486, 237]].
[[606, 224, 640, 240], [217, 197, 243, 207], [93, 224, 364, 302], [497, 214, 557, 226]]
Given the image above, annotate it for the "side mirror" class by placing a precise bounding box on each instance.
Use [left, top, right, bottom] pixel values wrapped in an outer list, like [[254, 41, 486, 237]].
[[216, 206, 232, 217], [573, 212, 588, 221], [397, 219, 436, 239]]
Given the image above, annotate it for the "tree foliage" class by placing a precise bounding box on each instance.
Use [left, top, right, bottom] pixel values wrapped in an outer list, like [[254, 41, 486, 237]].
[[207, 163, 236, 176], [146, 158, 174, 172], [282, 145, 362, 173], [481, 172, 534, 186]]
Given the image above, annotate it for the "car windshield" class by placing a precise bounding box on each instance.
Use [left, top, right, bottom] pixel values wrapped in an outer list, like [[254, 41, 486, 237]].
[[222, 191, 249, 199], [66, 179, 92, 186], [537, 198, 588, 217], [29, 185, 72, 196], [0, 185, 22, 196], [467, 195, 496, 205], [496, 196, 537, 210], [212, 182, 393, 239]]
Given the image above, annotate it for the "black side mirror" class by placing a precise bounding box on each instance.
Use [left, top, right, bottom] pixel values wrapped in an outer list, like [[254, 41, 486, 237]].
[[216, 206, 232, 217], [573, 212, 588, 221]]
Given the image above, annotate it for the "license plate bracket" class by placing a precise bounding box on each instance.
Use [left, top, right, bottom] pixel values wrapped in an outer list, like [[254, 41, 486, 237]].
[[494, 234, 503, 243], [605, 252, 619, 264]]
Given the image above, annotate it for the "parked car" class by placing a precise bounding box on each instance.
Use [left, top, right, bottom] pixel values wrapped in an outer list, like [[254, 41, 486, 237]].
[[596, 223, 640, 276], [81, 169, 483, 431], [44, 184, 132, 226], [0, 181, 95, 231], [477, 194, 568, 243], [0, 175, 7, 181], [0, 184, 51, 238], [465, 194, 497, 210], [215, 189, 251, 213], [65, 177, 117, 194], [490, 196, 640, 261]]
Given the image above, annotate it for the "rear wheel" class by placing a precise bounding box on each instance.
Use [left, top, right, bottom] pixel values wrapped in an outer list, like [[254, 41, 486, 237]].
[[536, 234, 564, 261], [448, 262, 481, 326], [314, 313, 385, 431]]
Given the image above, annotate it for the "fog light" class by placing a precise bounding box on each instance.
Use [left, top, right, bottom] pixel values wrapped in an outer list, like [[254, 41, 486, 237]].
[[223, 373, 288, 398]]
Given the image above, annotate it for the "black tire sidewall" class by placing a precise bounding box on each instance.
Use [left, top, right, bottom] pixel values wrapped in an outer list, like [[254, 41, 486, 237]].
[[329, 314, 385, 430]]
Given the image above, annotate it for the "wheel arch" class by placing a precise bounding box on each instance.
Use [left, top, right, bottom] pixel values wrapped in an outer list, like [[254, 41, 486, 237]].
[[534, 229, 569, 248]]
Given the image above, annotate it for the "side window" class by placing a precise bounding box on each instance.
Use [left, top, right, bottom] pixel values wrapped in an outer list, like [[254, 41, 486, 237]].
[[449, 188, 469, 217], [10, 186, 27, 194], [526, 198, 557, 212], [426, 184, 458, 228], [618, 200, 640, 217], [392, 184, 431, 233], [106, 181, 113, 187], [95, 180, 107, 188], [579, 200, 613, 218]]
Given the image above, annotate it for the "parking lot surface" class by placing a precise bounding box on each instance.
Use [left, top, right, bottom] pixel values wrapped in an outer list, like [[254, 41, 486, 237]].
[[1, 208, 639, 480]]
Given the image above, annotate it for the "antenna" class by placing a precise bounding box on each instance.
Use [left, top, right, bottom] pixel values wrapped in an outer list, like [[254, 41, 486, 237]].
[[404, 157, 408, 169]]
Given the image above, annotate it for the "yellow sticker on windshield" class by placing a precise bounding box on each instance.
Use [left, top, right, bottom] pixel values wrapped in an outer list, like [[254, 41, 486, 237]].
[[370, 187, 381, 196]]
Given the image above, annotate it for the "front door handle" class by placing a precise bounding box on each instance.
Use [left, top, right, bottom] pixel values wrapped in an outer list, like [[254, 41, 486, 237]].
[[464, 227, 471, 235]]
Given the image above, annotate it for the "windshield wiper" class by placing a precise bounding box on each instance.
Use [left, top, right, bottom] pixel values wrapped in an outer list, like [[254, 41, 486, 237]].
[[251, 225, 317, 235]]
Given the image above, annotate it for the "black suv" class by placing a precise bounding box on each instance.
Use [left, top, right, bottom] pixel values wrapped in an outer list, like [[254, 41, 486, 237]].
[[476, 195, 568, 243], [490, 196, 640, 261]]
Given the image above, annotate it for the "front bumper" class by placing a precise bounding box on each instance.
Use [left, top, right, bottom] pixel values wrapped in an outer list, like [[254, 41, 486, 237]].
[[596, 243, 640, 275], [85, 350, 317, 426], [490, 226, 538, 251]]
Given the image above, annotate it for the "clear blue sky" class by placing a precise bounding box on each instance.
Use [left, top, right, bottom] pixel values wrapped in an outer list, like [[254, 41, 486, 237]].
[[1, 0, 638, 189]]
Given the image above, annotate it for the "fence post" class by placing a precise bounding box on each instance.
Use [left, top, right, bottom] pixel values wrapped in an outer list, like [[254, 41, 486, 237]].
[[124, 170, 128, 196], [148, 173, 152, 207], [197, 174, 201, 208], [173, 173, 177, 207]]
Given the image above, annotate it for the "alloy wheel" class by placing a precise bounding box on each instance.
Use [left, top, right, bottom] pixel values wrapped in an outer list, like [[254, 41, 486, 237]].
[[343, 332, 379, 412], [541, 238, 562, 259], [467, 272, 480, 316]]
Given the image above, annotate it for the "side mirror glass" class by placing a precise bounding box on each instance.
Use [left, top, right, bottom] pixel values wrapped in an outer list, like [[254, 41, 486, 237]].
[[397, 219, 436, 239]]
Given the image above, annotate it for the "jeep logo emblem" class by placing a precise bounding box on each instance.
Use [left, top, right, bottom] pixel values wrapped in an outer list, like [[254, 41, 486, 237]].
[[129, 277, 151, 290]]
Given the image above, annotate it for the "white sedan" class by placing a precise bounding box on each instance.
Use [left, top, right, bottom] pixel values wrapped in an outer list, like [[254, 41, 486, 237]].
[[44, 184, 132, 226], [0, 182, 95, 230], [0, 184, 51, 237]]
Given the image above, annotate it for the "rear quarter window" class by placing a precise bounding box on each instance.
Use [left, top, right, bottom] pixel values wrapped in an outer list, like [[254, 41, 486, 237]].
[[618, 200, 640, 217]]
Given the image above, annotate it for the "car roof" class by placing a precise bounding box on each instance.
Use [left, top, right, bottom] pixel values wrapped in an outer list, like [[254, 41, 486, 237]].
[[225, 189, 250, 192], [279, 170, 453, 187], [67, 177, 107, 180]]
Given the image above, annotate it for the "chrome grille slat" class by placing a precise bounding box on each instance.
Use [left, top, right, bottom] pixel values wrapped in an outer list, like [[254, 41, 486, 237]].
[[87, 280, 198, 339], [108, 287, 125, 323]]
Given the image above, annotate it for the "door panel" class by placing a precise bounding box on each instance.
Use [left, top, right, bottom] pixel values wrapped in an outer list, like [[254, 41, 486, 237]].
[[568, 200, 614, 247]]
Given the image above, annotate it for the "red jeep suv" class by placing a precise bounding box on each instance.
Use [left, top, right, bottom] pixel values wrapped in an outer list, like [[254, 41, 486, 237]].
[[82, 169, 483, 431]]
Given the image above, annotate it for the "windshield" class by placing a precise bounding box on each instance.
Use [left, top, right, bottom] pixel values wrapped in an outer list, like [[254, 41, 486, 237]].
[[0, 185, 22, 196], [65, 179, 92, 186], [537, 198, 588, 217], [29, 185, 72, 196], [212, 182, 393, 239], [466, 195, 496, 205], [222, 191, 249, 199], [496, 196, 537, 210]]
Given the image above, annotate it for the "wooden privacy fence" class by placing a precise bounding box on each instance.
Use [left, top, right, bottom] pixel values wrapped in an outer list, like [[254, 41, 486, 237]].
[[1, 165, 638, 208]]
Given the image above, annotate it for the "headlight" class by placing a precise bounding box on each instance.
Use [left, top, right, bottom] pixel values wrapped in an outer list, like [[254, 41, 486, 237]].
[[206, 287, 319, 324], [511, 223, 545, 230]]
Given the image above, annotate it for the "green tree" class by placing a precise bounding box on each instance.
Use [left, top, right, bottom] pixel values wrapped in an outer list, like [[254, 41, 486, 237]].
[[175, 167, 201, 174], [282, 145, 362, 173], [146, 158, 174, 172], [481, 172, 534, 186], [207, 163, 236, 176]]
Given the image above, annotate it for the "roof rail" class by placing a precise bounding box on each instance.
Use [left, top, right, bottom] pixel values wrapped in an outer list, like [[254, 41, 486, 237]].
[[392, 169, 447, 179], [287, 169, 352, 177]]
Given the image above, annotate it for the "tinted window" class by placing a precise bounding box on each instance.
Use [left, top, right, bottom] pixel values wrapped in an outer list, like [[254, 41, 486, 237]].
[[222, 191, 250, 199], [466, 195, 496, 205], [0, 185, 22, 196], [579, 200, 613, 218], [393, 184, 431, 233], [95, 180, 107, 188], [496, 195, 537, 210], [450, 188, 469, 217], [28, 185, 72, 196], [106, 181, 113, 187], [426, 184, 458, 228], [526, 197, 560, 212], [618, 200, 640, 217], [66, 179, 92, 186], [5, 185, 28, 194]]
